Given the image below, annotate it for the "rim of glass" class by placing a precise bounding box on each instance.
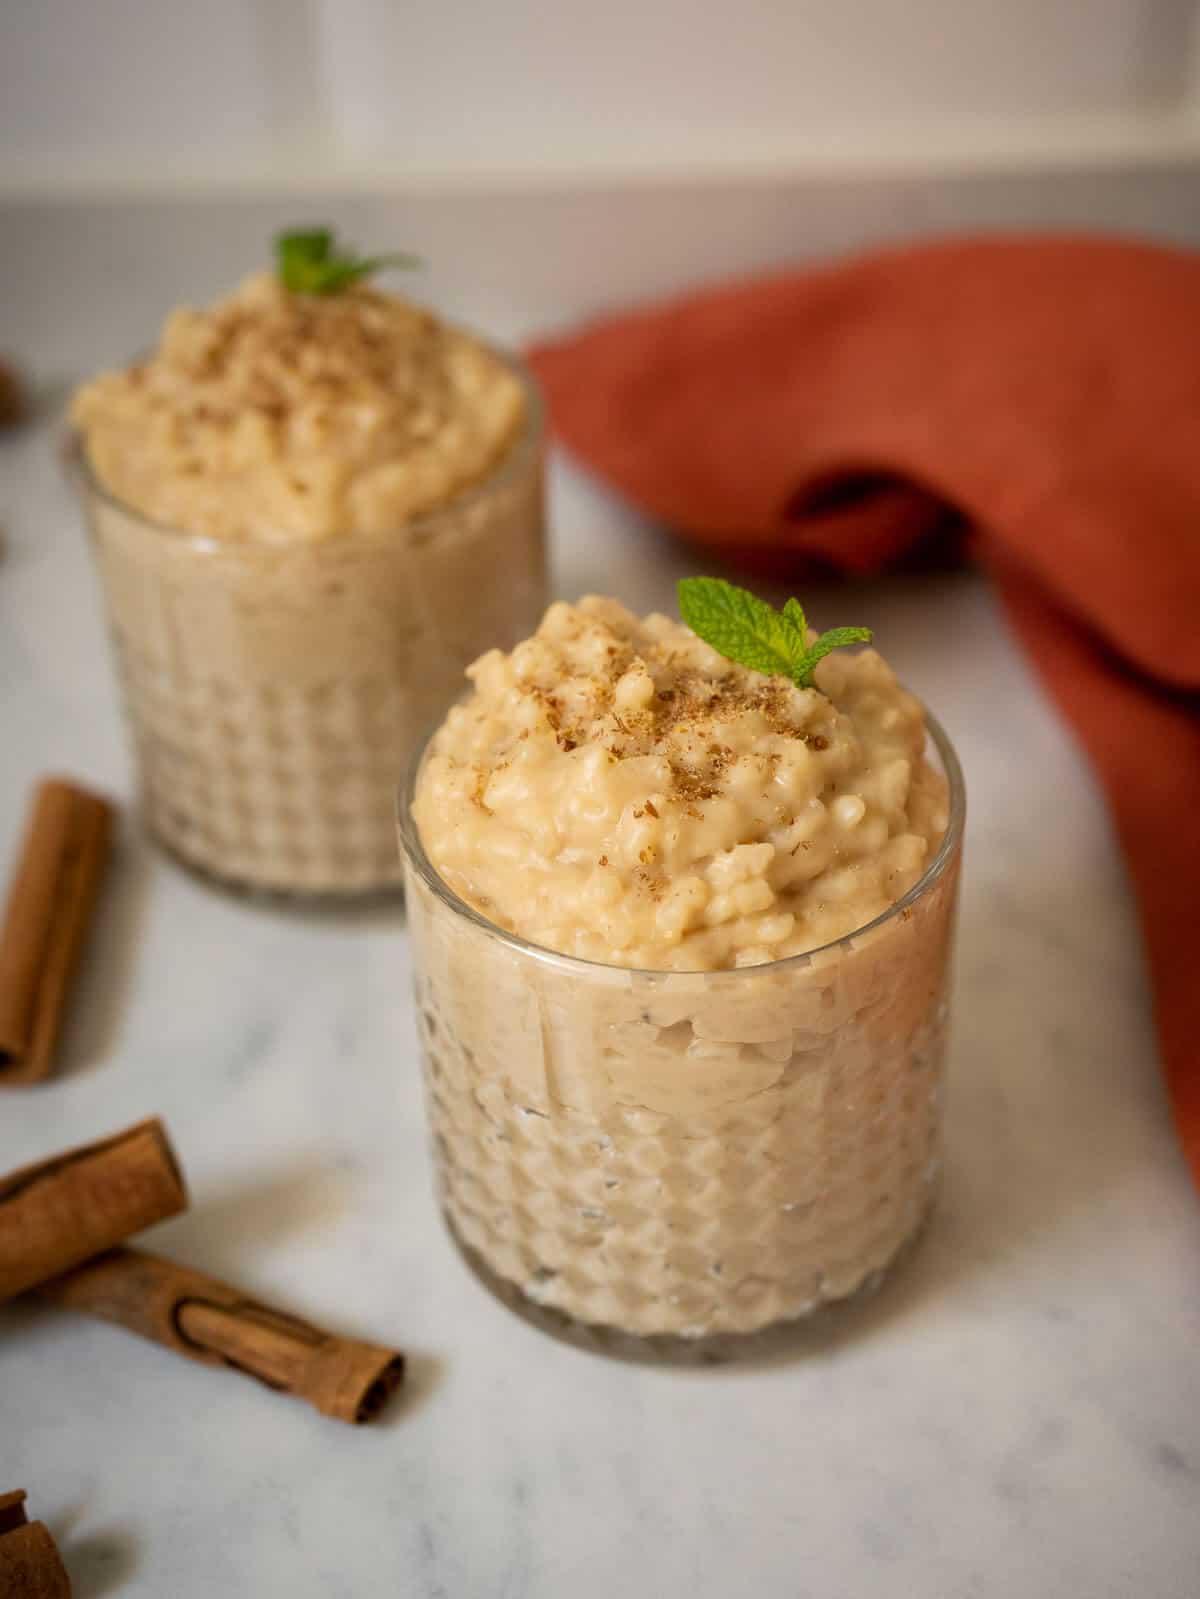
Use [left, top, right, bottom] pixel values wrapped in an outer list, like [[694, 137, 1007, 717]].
[[64, 334, 543, 548], [397, 704, 965, 982]]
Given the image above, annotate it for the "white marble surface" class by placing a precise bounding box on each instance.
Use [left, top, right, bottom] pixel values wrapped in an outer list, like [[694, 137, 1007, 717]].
[[2, 204, 1200, 1599]]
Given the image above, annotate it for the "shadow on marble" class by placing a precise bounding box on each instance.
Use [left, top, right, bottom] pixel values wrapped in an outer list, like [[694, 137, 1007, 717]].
[[0, 1294, 52, 1345], [35, 1496, 140, 1599], [375, 1349, 446, 1428], [63, 1524, 140, 1598], [55, 827, 152, 1081], [26, 374, 78, 424], [156, 1157, 357, 1264]]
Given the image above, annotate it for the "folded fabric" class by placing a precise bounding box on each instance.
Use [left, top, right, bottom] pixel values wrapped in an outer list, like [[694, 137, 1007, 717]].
[[529, 234, 1200, 1190]]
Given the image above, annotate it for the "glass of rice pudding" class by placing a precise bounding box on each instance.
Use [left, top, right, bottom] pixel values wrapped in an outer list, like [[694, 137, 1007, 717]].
[[70, 233, 544, 895], [399, 588, 964, 1344]]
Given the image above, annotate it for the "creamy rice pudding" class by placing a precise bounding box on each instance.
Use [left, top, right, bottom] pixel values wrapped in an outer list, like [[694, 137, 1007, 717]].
[[402, 597, 963, 1338], [72, 268, 544, 893]]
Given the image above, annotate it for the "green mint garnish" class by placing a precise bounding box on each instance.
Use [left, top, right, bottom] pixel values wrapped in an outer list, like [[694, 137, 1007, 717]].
[[677, 576, 872, 690], [274, 226, 420, 295]]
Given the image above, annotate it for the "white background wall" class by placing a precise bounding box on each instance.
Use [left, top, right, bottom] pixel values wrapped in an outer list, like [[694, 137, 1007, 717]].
[[3, 0, 1200, 352], [2, 0, 1200, 191]]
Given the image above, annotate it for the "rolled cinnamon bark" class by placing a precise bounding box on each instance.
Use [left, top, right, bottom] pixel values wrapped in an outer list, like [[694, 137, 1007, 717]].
[[0, 358, 26, 428], [40, 1247, 405, 1424], [0, 1119, 186, 1302], [0, 1491, 72, 1597], [0, 778, 114, 1087]]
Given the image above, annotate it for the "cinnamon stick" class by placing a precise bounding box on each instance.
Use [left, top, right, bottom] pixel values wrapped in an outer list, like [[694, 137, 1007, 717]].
[[0, 778, 114, 1087], [0, 358, 26, 428], [39, 1247, 404, 1424], [0, 1119, 186, 1302], [0, 1491, 72, 1597]]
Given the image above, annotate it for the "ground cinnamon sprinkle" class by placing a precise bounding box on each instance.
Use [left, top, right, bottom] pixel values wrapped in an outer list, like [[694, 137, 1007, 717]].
[[634, 866, 666, 900], [70, 270, 526, 541], [418, 594, 947, 969], [669, 762, 719, 803], [532, 636, 821, 787]]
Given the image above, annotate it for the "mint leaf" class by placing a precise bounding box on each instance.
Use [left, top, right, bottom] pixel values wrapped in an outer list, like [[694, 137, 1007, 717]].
[[781, 595, 808, 648], [678, 576, 806, 681], [677, 576, 872, 693], [279, 227, 334, 263], [275, 228, 335, 292], [274, 226, 420, 296], [310, 253, 422, 293], [793, 625, 873, 686]]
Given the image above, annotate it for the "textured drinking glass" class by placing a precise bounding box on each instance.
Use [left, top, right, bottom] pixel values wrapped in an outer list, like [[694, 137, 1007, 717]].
[[399, 715, 964, 1342], [72, 360, 544, 896]]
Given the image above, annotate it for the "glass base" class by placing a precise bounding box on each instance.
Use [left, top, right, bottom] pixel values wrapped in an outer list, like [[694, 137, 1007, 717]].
[[442, 1200, 936, 1366]]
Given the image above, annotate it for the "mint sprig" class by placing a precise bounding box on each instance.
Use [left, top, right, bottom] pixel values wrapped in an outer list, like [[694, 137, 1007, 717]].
[[275, 226, 420, 295], [678, 577, 871, 690]]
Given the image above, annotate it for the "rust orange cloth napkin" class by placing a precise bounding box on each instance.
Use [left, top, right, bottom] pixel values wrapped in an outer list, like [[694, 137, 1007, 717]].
[[529, 234, 1200, 1190]]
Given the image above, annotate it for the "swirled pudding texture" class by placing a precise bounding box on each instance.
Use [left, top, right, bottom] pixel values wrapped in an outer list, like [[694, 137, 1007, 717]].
[[415, 596, 948, 970], [407, 598, 960, 1337], [72, 271, 526, 541]]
